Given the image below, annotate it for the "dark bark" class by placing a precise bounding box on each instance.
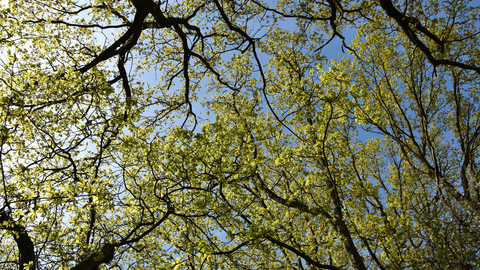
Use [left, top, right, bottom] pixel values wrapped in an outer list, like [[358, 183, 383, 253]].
[[265, 236, 342, 270], [0, 210, 36, 270], [71, 243, 115, 270], [379, 0, 480, 74]]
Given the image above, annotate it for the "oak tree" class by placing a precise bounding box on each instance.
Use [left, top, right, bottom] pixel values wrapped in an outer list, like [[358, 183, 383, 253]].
[[1, 0, 479, 269]]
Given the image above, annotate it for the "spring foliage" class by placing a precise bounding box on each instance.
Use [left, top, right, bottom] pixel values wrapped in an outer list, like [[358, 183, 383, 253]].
[[1, 0, 480, 269]]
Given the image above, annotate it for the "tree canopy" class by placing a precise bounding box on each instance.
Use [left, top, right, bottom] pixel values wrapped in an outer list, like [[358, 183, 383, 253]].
[[1, 0, 480, 269]]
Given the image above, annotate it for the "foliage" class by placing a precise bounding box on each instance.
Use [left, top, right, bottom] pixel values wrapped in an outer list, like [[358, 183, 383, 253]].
[[1, 0, 480, 269]]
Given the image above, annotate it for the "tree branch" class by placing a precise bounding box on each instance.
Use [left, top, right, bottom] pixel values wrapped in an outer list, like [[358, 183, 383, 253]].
[[379, 0, 480, 74], [71, 243, 115, 270], [0, 209, 35, 270]]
